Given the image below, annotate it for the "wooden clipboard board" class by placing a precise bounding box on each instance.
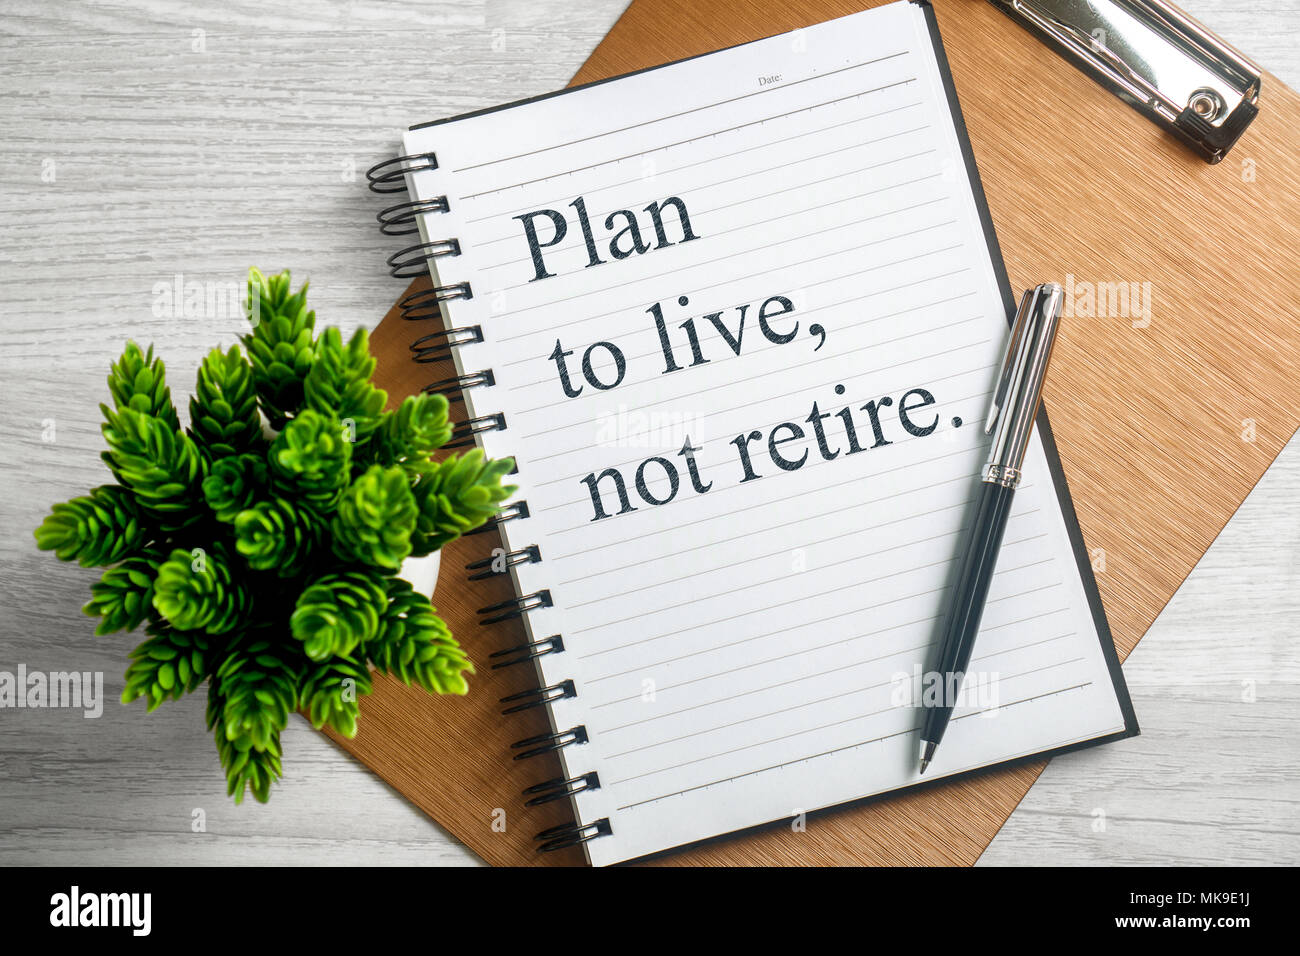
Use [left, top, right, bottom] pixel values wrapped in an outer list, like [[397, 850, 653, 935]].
[[323, 0, 1300, 865]]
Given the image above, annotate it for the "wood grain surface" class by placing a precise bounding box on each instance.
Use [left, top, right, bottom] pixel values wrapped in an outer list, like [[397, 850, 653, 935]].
[[1, 0, 1296, 867]]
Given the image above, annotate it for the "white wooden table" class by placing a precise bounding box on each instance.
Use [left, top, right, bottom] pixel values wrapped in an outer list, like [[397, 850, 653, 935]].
[[0, 0, 1295, 866]]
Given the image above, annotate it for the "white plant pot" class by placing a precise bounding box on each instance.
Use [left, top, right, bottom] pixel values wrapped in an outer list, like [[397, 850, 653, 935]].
[[398, 550, 442, 602]]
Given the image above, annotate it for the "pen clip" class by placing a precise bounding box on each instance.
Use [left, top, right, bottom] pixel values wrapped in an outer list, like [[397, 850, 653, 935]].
[[984, 289, 1037, 435]]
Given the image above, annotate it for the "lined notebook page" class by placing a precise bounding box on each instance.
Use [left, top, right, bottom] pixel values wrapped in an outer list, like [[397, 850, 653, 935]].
[[402, 0, 1130, 866]]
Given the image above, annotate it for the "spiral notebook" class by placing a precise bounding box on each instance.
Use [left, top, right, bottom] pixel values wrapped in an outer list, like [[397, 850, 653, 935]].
[[369, 0, 1137, 866]]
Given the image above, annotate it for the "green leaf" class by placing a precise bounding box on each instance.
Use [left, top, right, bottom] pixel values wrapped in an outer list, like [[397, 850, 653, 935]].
[[121, 620, 212, 710], [233, 498, 321, 577], [369, 577, 473, 695], [330, 464, 417, 570], [151, 546, 250, 635], [267, 407, 351, 509], [208, 638, 301, 755], [299, 654, 372, 737], [212, 720, 282, 805], [84, 551, 162, 635], [302, 326, 387, 443], [100, 405, 206, 531], [241, 268, 316, 426], [367, 392, 452, 473], [202, 453, 268, 523], [409, 449, 517, 556], [34, 485, 146, 567], [108, 342, 179, 432], [189, 345, 262, 459], [290, 569, 387, 661]]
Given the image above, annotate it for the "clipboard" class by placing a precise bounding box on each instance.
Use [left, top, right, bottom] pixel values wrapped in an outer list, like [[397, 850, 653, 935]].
[[323, 0, 1300, 865]]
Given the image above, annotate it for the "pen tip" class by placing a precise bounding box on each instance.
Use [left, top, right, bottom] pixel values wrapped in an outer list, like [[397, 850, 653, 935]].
[[918, 740, 936, 775]]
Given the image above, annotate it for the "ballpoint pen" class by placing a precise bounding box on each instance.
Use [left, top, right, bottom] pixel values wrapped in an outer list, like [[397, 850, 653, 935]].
[[918, 283, 1064, 774]]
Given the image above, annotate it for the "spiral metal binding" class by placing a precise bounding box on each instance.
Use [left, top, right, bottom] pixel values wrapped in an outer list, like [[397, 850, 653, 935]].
[[489, 634, 564, 670], [378, 196, 450, 235], [464, 500, 529, 535], [366, 152, 438, 193], [465, 544, 541, 582], [370, 147, 611, 856], [400, 283, 474, 322], [523, 772, 600, 807], [422, 369, 494, 403], [511, 725, 587, 761], [499, 679, 577, 715], [445, 412, 507, 450], [535, 819, 613, 852], [387, 238, 461, 278], [478, 589, 552, 626], [410, 325, 484, 364]]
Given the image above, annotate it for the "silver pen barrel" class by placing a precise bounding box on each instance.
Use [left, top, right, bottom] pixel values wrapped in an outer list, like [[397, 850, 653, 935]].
[[982, 283, 1064, 489]]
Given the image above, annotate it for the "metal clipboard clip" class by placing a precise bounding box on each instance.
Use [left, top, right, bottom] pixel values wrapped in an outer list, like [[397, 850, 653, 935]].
[[990, 0, 1261, 163]]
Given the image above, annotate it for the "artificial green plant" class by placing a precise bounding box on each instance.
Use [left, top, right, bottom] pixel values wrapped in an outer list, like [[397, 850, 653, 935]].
[[35, 268, 516, 803]]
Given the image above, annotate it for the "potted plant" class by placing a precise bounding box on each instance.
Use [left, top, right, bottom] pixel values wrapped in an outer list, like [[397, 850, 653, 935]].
[[34, 268, 515, 803]]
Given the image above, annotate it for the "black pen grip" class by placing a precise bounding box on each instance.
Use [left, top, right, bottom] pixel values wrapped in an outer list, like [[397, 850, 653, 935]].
[[919, 479, 1016, 749]]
